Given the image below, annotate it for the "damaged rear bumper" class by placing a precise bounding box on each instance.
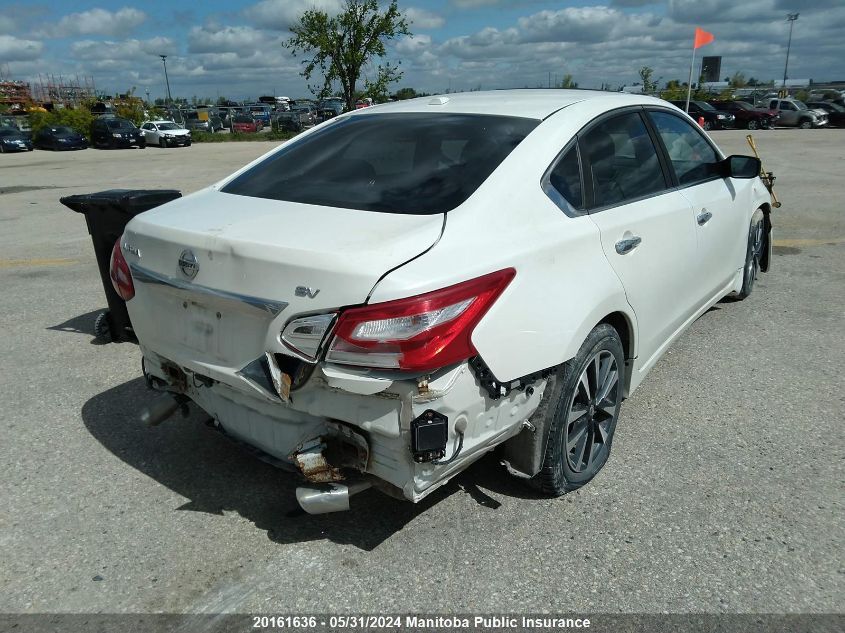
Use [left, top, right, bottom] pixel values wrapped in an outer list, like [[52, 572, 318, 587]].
[[140, 344, 547, 503]]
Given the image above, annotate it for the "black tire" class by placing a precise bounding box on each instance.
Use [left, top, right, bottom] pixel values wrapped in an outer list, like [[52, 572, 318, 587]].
[[799, 119, 812, 129], [702, 120, 713, 131], [94, 311, 112, 342], [186, 140, 191, 146], [747, 119, 759, 130], [737, 209, 766, 300], [531, 324, 625, 496], [159, 138, 166, 148]]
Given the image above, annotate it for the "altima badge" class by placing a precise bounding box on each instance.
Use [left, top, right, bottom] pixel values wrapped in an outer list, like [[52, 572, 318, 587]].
[[295, 286, 320, 298], [178, 249, 199, 279]]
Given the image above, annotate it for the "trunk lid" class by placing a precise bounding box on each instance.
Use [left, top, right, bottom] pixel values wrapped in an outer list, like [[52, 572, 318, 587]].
[[123, 187, 444, 370]]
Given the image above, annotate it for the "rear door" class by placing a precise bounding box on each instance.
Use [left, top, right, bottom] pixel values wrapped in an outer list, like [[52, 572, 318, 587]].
[[646, 109, 745, 298], [583, 109, 700, 369]]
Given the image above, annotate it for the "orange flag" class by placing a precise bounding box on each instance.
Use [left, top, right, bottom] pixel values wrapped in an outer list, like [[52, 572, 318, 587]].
[[694, 27, 715, 49]]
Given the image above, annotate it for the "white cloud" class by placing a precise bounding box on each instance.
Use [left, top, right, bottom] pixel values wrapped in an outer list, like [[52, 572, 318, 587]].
[[39, 7, 147, 38], [244, 0, 343, 31], [188, 25, 279, 57], [405, 7, 445, 29], [70, 37, 176, 61], [0, 34, 43, 61]]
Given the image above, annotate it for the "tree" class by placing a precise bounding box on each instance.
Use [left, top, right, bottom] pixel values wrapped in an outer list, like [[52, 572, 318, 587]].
[[394, 87, 417, 100], [729, 72, 747, 88], [639, 66, 658, 95], [558, 74, 578, 89], [285, 0, 410, 111]]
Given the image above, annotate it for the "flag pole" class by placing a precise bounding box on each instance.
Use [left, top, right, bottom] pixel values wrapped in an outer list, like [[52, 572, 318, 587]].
[[685, 34, 696, 113]]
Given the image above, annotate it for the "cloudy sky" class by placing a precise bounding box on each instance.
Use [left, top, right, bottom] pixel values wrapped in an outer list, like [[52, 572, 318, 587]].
[[1, 0, 842, 101]]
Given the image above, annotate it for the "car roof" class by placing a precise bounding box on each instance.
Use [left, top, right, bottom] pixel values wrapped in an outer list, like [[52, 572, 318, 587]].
[[349, 89, 665, 120]]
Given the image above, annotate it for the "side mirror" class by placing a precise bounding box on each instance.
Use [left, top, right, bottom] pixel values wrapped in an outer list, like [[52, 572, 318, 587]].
[[721, 155, 761, 179]]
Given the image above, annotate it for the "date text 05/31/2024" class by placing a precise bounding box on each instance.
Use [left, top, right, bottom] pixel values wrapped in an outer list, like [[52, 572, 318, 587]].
[[252, 616, 592, 629]]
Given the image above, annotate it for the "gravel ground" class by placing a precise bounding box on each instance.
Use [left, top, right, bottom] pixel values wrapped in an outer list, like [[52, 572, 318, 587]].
[[0, 129, 842, 615]]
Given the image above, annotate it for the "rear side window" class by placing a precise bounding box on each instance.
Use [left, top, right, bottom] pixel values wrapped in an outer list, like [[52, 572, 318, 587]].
[[581, 112, 666, 208], [547, 146, 583, 210], [222, 113, 539, 214]]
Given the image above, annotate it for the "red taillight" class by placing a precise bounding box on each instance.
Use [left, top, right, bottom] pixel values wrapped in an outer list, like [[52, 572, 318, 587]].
[[326, 268, 515, 372], [109, 238, 135, 301]]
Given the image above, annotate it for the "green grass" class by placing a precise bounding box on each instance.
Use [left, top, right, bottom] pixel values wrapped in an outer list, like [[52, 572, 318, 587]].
[[190, 130, 298, 143]]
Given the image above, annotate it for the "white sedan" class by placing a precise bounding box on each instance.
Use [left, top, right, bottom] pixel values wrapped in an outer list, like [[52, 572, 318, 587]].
[[139, 120, 191, 148], [111, 90, 773, 513]]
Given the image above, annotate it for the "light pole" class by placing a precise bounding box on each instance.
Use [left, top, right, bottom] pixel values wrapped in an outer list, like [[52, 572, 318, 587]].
[[159, 54, 172, 104], [145, 88, 150, 106], [782, 13, 799, 90]]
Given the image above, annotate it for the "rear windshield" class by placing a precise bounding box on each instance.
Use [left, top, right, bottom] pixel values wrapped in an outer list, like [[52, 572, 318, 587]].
[[222, 113, 538, 214], [106, 119, 135, 129]]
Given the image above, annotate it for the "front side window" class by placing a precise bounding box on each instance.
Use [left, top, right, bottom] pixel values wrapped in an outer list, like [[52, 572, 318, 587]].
[[581, 112, 666, 208], [649, 111, 720, 186], [223, 113, 539, 215]]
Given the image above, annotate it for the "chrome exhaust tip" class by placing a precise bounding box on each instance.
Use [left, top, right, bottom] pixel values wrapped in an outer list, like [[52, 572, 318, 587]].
[[295, 480, 372, 514]]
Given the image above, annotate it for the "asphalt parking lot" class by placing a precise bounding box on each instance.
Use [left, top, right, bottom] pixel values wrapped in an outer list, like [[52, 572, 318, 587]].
[[0, 130, 842, 615]]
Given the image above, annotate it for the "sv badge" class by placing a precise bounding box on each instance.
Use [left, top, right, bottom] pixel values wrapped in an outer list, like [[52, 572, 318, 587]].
[[295, 286, 320, 299]]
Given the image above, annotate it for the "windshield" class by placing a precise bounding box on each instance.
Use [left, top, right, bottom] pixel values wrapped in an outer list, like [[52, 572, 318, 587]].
[[827, 103, 845, 112], [696, 102, 717, 111], [51, 127, 74, 135], [157, 122, 180, 130], [0, 129, 21, 137], [793, 100, 808, 110], [222, 112, 539, 215], [107, 119, 135, 129]]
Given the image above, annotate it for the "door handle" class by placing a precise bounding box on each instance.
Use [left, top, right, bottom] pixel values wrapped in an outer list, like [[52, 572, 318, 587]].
[[615, 236, 642, 254], [697, 210, 713, 225]]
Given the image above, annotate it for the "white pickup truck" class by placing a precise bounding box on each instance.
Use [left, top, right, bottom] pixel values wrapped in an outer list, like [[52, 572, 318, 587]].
[[767, 98, 828, 128]]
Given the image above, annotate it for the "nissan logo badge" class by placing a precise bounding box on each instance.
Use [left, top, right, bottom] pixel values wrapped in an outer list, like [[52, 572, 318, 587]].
[[178, 249, 199, 279]]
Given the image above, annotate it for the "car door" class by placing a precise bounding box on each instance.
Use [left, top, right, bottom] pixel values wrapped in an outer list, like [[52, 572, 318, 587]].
[[646, 109, 744, 299], [582, 109, 700, 369], [141, 123, 157, 143]]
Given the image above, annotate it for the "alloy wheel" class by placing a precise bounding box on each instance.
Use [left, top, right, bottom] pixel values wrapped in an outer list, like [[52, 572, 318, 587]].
[[565, 350, 620, 473], [744, 219, 764, 292]]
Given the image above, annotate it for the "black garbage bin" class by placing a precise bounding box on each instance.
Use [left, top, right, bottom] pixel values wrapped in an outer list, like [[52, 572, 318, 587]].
[[60, 189, 182, 342]]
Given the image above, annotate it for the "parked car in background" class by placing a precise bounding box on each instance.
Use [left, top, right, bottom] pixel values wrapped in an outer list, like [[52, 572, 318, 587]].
[[317, 99, 345, 121], [247, 104, 272, 128], [184, 110, 221, 133], [766, 99, 827, 128], [141, 120, 192, 147], [90, 117, 146, 149], [668, 100, 734, 130], [197, 106, 225, 131], [0, 127, 33, 152], [162, 107, 185, 127], [272, 108, 311, 132], [291, 103, 318, 127], [708, 100, 775, 130], [806, 101, 845, 127], [231, 115, 259, 133], [115, 90, 773, 514], [33, 126, 88, 150]]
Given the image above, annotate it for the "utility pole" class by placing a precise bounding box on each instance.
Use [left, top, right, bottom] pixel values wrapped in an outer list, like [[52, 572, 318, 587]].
[[159, 54, 172, 104], [782, 13, 799, 90]]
